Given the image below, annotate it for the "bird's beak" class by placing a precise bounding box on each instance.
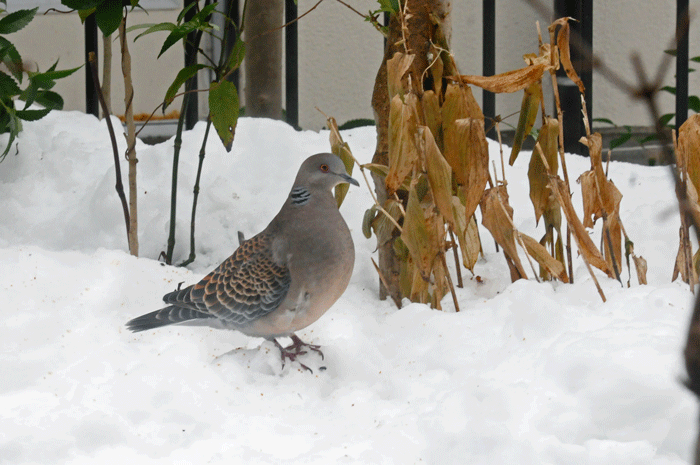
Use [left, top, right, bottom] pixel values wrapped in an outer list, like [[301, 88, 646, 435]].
[[339, 172, 360, 187]]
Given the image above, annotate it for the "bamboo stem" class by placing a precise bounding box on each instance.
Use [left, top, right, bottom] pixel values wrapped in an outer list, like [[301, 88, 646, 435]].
[[119, 16, 138, 257]]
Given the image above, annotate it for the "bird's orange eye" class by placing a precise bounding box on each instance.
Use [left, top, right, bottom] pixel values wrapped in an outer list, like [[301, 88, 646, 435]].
[[320, 164, 329, 173]]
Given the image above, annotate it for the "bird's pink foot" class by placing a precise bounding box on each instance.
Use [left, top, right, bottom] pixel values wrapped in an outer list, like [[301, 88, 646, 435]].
[[287, 334, 325, 360], [273, 335, 324, 372]]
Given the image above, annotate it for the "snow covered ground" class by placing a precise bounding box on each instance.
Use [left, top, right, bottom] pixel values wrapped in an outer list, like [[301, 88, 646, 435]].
[[0, 110, 697, 464]]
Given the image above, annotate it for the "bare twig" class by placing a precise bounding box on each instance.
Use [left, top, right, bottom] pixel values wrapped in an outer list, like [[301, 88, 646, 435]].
[[439, 252, 461, 312], [88, 51, 131, 250], [448, 228, 463, 287]]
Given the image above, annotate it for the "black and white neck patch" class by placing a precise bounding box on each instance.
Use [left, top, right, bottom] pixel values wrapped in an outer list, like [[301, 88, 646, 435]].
[[290, 187, 311, 205]]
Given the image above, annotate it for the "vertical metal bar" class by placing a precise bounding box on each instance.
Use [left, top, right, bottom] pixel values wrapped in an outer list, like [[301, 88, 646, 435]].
[[285, 0, 299, 129], [225, 0, 240, 89], [580, 0, 593, 139], [184, 0, 199, 130], [84, 13, 99, 117], [482, 0, 496, 130], [676, 0, 689, 130], [554, 0, 592, 155]]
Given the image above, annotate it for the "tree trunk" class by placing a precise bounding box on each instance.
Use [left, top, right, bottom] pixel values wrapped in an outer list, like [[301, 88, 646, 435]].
[[244, 0, 283, 119], [119, 17, 138, 256], [371, 0, 452, 304]]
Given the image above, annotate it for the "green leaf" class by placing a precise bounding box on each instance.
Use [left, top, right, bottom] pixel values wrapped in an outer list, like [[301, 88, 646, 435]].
[[20, 81, 38, 107], [362, 206, 377, 239], [689, 95, 700, 113], [0, 109, 20, 161], [639, 134, 659, 144], [226, 36, 245, 72], [377, 0, 399, 13], [659, 113, 674, 127], [35, 90, 64, 110], [660, 85, 676, 95], [16, 107, 51, 121], [691, 56, 700, 63], [664, 49, 677, 56], [61, 0, 103, 9], [0, 37, 23, 83], [0, 71, 20, 97], [163, 63, 206, 109], [177, 2, 198, 23], [78, 8, 96, 23], [192, 2, 218, 23], [592, 117, 615, 125], [610, 131, 631, 149], [95, 0, 123, 37], [158, 25, 192, 58], [0, 7, 37, 35], [209, 80, 239, 151], [131, 22, 176, 41], [32, 64, 82, 83]]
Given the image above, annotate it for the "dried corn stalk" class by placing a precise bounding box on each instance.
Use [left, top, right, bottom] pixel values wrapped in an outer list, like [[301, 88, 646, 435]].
[[673, 115, 700, 286], [579, 132, 623, 273], [480, 185, 527, 281], [326, 116, 356, 207]]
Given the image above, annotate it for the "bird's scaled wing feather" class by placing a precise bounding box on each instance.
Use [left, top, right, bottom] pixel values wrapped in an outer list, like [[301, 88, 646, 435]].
[[163, 233, 291, 326]]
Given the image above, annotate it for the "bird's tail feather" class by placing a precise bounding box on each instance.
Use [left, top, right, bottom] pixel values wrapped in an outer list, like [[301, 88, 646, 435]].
[[126, 306, 213, 332]]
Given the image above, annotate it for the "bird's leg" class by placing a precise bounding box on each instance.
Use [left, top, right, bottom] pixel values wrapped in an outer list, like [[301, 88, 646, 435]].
[[287, 334, 325, 360], [273, 339, 313, 373]]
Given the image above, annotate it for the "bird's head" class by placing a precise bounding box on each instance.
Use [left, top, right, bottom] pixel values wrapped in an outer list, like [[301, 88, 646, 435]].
[[295, 153, 360, 191]]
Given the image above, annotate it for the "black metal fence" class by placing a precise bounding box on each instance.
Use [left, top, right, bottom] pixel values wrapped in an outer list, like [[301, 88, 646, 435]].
[[83, 0, 691, 150]]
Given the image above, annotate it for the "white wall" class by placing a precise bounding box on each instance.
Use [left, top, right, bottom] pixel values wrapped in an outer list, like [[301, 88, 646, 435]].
[[8, 1, 698, 131], [11, 8, 184, 118]]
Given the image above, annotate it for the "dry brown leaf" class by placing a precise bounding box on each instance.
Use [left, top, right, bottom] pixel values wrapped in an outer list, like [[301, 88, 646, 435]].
[[442, 82, 484, 127], [480, 186, 527, 281], [552, 176, 612, 276], [420, 127, 454, 226], [326, 116, 355, 207], [458, 61, 549, 94], [679, 114, 700, 195], [578, 171, 598, 229], [373, 198, 403, 246], [410, 265, 429, 304], [633, 254, 648, 285], [386, 93, 420, 194], [443, 118, 489, 220], [551, 18, 585, 93], [673, 227, 697, 284], [685, 176, 700, 231], [528, 117, 559, 223], [510, 82, 543, 165], [387, 52, 415, 99], [452, 196, 481, 271], [422, 90, 442, 143], [520, 233, 569, 283], [401, 186, 440, 280], [579, 132, 623, 269]]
